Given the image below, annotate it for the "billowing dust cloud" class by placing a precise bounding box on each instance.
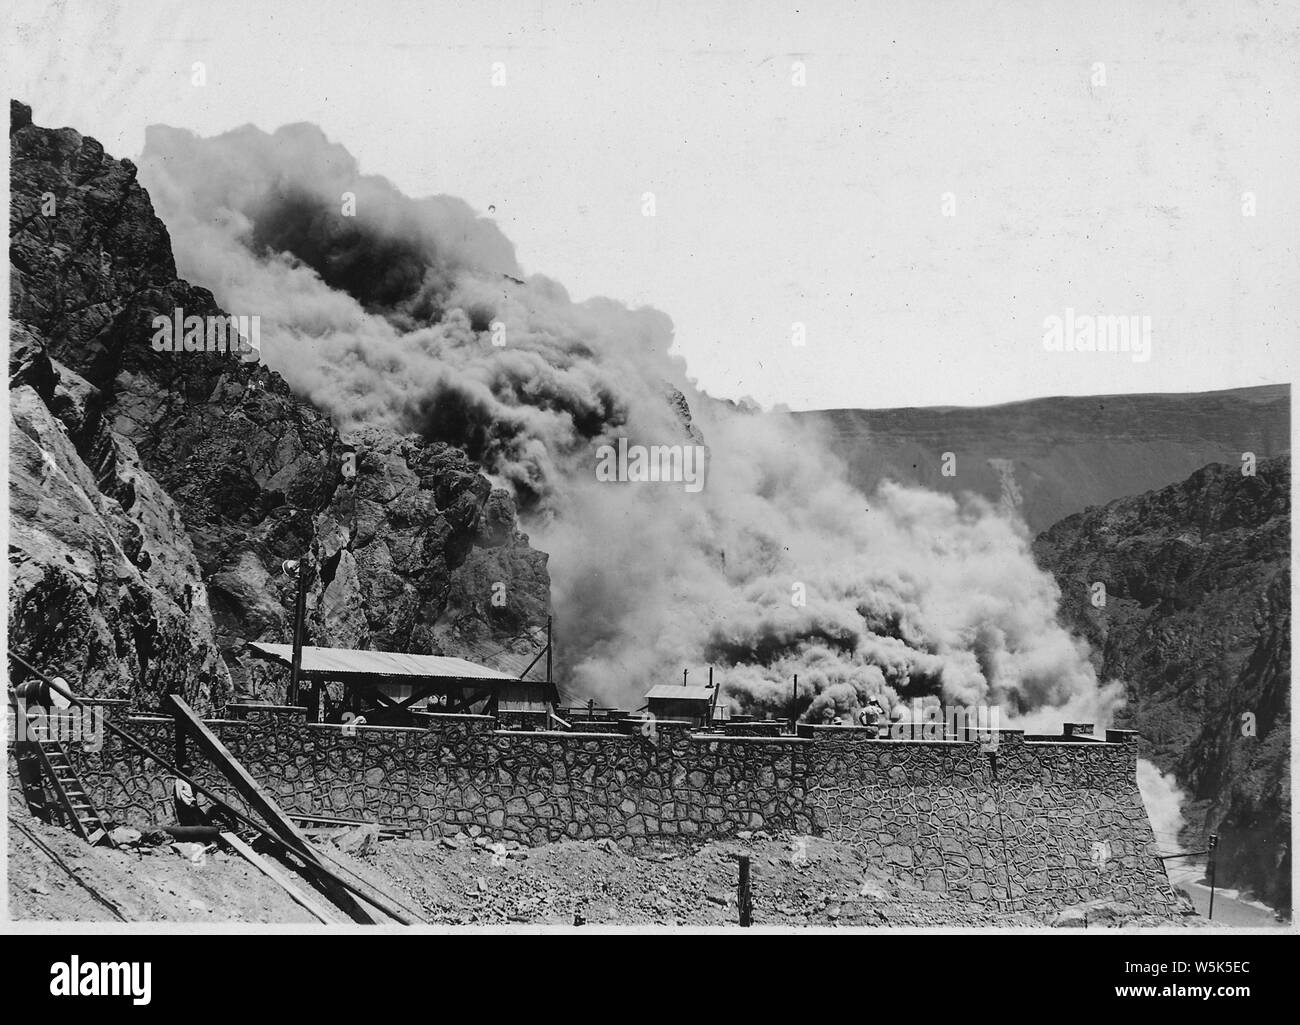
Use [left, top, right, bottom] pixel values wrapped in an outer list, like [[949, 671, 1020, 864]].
[[1137, 759, 1188, 853], [138, 121, 1123, 726]]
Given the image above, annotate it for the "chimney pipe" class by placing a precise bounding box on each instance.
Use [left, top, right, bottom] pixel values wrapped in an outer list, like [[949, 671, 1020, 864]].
[[789, 674, 798, 735]]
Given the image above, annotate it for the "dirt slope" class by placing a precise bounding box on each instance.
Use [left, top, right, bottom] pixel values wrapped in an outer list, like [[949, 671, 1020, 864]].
[[7, 803, 318, 924], [11, 804, 1203, 929]]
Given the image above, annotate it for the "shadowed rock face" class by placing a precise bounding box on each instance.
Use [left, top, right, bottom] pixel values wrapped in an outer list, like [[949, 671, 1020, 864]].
[[10, 343, 229, 710], [1034, 457, 1291, 912], [9, 100, 550, 709]]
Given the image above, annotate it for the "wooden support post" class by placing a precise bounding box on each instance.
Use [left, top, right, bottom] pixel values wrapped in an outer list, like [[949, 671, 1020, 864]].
[[173, 698, 188, 771], [737, 855, 752, 927]]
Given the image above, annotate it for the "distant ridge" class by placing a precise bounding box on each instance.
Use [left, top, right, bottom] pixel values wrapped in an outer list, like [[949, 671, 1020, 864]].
[[791, 384, 1290, 533]]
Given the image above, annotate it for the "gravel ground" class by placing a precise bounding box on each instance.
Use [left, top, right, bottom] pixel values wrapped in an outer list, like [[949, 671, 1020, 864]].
[[326, 829, 1201, 928], [7, 801, 320, 924], [8, 804, 1203, 928]]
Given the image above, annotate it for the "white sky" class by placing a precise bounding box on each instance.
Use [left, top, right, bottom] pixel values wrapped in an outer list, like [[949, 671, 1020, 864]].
[[6, 0, 1298, 409]]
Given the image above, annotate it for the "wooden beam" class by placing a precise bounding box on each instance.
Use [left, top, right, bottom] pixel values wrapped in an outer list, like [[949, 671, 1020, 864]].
[[169, 696, 376, 924], [221, 831, 336, 924], [354, 682, 398, 710], [307, 841, 427, 925], [446, 688, 492, 714], [7, 655, 415, 927], [395, 683, 443, 709], [352, 681, 419, 712], [173, 699, 188, 770], [288, 813, 417, 833]]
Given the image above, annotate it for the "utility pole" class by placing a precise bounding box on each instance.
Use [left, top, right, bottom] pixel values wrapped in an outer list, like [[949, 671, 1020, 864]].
[[288, 558, 311, 707], [683, 667, 688, 687], [546, 616, 553, 686], [1207, 834, 1218, 921]]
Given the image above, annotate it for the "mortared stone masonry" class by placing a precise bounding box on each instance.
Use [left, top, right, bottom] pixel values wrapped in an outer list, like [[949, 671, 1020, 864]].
[[9, 704, 1179, 915]]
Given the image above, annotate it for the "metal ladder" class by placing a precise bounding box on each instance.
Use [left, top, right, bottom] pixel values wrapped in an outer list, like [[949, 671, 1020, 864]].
[[17, 738, 115, 847]]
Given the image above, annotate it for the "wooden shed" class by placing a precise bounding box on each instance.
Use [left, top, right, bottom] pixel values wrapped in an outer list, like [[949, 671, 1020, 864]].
[[644, 684, 723, 728], [247, 642, 557, 724]]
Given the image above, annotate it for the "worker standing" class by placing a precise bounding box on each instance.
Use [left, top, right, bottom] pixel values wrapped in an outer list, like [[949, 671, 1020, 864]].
[[856, 697, 886, 738]]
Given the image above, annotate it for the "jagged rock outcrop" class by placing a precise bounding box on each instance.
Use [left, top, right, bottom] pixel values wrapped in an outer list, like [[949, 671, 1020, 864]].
[[1033, 456, 1290, 911], [9, 100, 550, 707], [9, 340, 229, 709], [304, 426, 549, 654]]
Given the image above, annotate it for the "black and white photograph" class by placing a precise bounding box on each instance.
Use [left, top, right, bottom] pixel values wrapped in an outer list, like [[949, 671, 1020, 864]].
[[2, 0, 1295, 965]]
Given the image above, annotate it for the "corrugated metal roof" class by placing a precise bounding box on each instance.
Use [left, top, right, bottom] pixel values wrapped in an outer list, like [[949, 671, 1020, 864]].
[[645, 685, 716, 702], [247, 642, 518, 682]]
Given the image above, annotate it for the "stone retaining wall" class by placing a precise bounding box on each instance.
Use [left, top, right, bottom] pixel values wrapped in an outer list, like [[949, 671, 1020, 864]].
[[8, 704, 1178, 914], [803, 724, 1170, 910]]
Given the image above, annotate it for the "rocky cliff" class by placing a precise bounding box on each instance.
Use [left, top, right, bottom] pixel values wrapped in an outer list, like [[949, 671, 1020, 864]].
[[1033, 456, 1290, 911], [9, 100, 550, 711]]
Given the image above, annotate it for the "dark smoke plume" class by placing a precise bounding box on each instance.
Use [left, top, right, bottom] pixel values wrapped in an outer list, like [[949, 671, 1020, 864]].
[[138, 121, 1123, 733]]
